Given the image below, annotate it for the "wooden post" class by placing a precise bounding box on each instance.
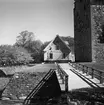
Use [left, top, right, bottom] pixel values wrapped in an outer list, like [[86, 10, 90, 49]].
[[78, 64, 81, 71], [91, 69, 94, 79], [62, 76, 64, 84], [99, 71, 103, 84], [65, 75, 68, 92], [78, 64, 80, 71], [75, 64, 76, 69], [60, 69, 64, 84], [74, 64, 76, 69], [85, 66, 87, 74], [82, 65, 84, 74], [77, 64, 79, 70], [72, 63, 73, 66], [86, 66, 89, 76], [79, 64, 82, 72]]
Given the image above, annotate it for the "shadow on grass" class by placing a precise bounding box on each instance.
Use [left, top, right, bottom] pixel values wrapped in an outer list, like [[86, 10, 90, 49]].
[[68, 87, 104, 104]]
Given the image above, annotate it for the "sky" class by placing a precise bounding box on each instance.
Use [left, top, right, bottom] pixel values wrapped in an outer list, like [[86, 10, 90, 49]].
[[0, 0, 74, 45]]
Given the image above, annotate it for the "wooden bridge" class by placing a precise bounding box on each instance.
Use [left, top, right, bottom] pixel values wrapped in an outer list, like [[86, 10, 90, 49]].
[[23, 63, 104, 105], [57, 63, 104, 91]]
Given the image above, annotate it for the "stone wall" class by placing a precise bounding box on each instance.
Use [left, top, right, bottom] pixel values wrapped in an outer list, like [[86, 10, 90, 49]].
[[74, 0, 92, 62], [91, 5, 104, 63], [74, 0, 104, 63]]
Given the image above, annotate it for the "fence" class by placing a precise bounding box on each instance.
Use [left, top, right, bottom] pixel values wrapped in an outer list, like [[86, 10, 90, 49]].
[[69, 62, 104, 84], [56, 63, 69, 92]]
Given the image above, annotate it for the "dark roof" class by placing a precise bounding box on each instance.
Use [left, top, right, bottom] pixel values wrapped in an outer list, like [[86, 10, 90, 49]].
[[53, 35, 71, 57]]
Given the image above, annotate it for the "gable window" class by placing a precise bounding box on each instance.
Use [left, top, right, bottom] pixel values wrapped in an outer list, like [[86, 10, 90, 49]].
[[63, 53, 66, 59], [56, 45, 59, 50], [50, 53, 53, 59]]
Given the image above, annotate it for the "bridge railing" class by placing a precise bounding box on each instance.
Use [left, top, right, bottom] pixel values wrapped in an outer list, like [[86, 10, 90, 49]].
[[56, 63, 68, 92], [69, 62, 104, 84]]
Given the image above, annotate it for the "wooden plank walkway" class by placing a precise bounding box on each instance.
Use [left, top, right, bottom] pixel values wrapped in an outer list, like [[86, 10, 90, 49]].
[[56, 63, 104, 91]]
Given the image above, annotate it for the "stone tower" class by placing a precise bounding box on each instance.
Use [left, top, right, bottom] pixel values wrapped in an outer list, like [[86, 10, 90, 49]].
[[74, 0, 104, 62]]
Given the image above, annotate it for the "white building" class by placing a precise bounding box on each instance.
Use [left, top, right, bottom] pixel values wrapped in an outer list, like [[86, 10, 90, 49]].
[[43, 35, 75, 62]]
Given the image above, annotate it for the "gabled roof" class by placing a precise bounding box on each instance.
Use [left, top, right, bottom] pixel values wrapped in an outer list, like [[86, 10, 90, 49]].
[[44, 35, 71, 55], [43, 39, 54, 52]]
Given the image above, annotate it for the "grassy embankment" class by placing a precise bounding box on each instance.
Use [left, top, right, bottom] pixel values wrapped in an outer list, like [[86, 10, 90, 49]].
[[0, 64, 57, 102]]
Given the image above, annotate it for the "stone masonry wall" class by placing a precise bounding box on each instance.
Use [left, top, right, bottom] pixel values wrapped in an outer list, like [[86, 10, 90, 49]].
[[74, 0, 92, 62], [74, 0, 104, 62], [91, 5, 104, 63]]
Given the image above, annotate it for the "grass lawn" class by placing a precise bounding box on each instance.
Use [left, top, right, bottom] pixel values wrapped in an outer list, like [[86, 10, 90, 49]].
[[1, 63, 57, 100], [0, 78, 10, 90], [20, 63, 57, 72], [0, 100, 23, 105], [68, 87, 104, 104], [0, 93, 68, 105], [0, 63, 104, 105], [79, 62, 104, 72], [0, 63, 57, 74], [0, 63, 57, 90], [2, 72, 47, 100]]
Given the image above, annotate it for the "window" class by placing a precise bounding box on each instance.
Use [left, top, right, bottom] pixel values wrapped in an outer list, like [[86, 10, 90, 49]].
[[56, 45, 59, 50], [50, 53, 53, 59]]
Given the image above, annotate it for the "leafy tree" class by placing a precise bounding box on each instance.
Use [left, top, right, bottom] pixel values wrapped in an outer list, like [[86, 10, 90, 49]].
[[95, 44, 104, 63], [41, 41, 50, 51], [29, 40, 43, 63], [25, 40, 42, 53], [14, 47, 33, 65], [0, 45, 16, 66], [15, 30, 43, 63], [0, 45, 33, 66], [15, 30, 35, 47]]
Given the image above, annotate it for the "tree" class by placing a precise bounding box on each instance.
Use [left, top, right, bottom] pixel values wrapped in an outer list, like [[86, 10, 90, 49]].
[[29, 40, 43, 63], [0, 45, 16, 66], [41, 41, 50, 51], [14, 47, 33, 65], [15, 30, 35, 47], [25, 40, 43, 54], [15, 30, 43, 63], [0, 45, 33, 66], [37, 41, 50, 62]]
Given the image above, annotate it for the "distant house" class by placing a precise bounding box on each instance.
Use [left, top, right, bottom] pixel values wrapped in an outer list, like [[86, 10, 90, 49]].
[[44, 35, 74, 62]]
